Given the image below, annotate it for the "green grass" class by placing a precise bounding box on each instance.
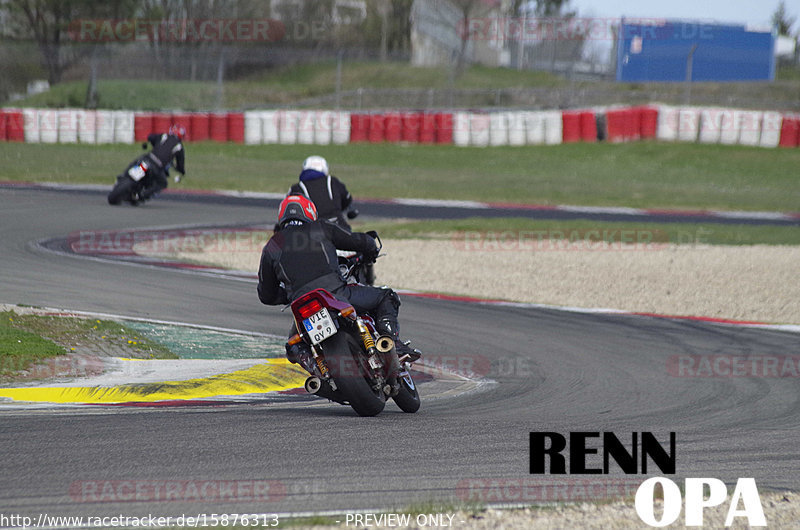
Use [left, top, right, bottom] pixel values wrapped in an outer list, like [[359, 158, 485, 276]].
[[12, 61, 800, 110], [17, 80, 222, 111], [7, 312, 175, 358], [776, 65, 800, 82], [1, 141, 799, 212], [0, 311, 176, 380], [14, 62, 566, 110], [240, 60, 563, 92], [0, 312, 66, 377], [353, 218, 800, 246]]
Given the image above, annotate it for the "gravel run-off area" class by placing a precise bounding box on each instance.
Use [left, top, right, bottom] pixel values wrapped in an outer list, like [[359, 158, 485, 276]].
[[158, 239, 800, 325], [136, 236, 800, 527]]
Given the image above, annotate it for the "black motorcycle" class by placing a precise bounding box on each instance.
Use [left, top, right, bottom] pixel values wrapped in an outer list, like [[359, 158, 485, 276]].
[[108, 144, 175, 206], [288, 233, 420, 416]]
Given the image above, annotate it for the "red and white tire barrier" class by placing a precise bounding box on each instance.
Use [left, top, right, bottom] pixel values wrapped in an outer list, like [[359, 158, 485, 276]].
[[656, 105, 797, 149], [1, 105, 799, 149]]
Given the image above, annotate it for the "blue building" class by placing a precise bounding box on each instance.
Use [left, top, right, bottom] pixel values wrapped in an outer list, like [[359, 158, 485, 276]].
[[616, 19, 775, 82]]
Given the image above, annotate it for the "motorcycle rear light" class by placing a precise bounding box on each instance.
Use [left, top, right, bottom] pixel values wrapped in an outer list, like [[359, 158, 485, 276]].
[[287, 333, 302, 346], [339, 306, 356, 320], [298, 299, 323, 319]]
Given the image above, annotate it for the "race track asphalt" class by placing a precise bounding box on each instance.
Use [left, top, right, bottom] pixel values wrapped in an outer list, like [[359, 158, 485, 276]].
[[1, 187, 798, 520]]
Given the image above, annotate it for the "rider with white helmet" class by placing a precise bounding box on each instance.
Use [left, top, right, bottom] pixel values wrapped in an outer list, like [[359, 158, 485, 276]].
[[288, 155, 356, 230]]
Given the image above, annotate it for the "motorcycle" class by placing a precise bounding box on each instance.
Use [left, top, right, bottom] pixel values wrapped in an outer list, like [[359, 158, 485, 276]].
[[108, 146, 174, 206], [287, 235, 420, 416]]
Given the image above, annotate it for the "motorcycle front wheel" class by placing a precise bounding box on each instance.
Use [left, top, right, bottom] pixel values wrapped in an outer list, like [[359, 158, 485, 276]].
[[324, 332, 386, 417]]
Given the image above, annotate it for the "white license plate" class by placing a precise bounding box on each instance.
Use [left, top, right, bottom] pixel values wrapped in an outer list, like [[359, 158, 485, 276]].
[[303, 308, 337, 345], [128, 164, 146, 181]]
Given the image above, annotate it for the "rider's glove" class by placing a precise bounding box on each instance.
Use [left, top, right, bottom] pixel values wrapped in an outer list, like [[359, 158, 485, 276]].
[[364, 231, 380, 262], [364, 247, 379, 263]]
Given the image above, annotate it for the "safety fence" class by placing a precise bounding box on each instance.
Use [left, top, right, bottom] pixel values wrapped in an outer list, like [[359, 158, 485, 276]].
[[1, 105, 798, 149]]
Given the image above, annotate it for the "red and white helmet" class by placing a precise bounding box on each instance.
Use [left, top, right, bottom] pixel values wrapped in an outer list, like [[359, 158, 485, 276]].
[[278, 195, 318, 226], [169, 124, 187, 140]]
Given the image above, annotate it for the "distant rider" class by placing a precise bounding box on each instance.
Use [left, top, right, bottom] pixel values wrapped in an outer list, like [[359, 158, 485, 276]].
[[287, 156, 357, 230], [137, 124, 187, 203], [257, 195, 420, 371], [287, 155, 375, 283]]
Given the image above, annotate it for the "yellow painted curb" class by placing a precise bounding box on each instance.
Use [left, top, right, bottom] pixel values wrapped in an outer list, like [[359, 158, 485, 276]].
[[0, 359, 308, 404]]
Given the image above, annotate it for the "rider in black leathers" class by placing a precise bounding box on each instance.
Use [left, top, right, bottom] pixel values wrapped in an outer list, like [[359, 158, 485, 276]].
[[287, 155, 356, 230], [138, 125, 186, 202], [257, 195, 419, 369], [287, 155, 376, 284]]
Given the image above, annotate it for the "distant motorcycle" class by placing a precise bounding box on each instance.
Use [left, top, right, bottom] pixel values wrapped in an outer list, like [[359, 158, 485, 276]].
[[287, 234, 419, 416], [108, 144, 177, 206]]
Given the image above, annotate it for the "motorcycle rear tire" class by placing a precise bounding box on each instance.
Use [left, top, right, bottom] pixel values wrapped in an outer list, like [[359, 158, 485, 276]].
[[324, 332, 386, 417]]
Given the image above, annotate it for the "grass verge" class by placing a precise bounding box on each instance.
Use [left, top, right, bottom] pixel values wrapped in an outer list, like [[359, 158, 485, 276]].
[[10, 61, 800, 110], [1, 141, 799, 212], [0, 310, 176, 381], [13, 63, 565, 110], [0, 312, 66, 378]]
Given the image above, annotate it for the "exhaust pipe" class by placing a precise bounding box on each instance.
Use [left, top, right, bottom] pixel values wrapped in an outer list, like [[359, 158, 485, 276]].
[[304, 376, 322, 394], [375, 335, 395, 354], [304, 376, 347, 404], [375, 335, 401, 396]]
